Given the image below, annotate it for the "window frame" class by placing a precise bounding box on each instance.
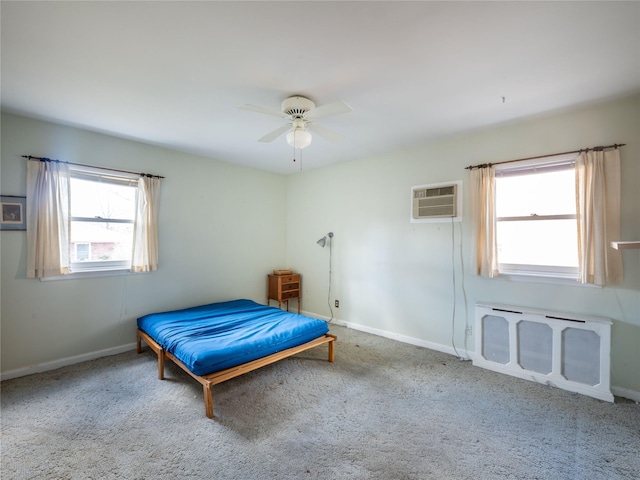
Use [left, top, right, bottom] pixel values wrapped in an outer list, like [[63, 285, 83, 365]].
[[494, 153, 579, 280], [68, 165, 138, 275]]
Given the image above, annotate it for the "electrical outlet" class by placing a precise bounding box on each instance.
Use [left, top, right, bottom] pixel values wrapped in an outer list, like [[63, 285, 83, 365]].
[[335, 300, 339, 308], [465, 326, 473, 336]]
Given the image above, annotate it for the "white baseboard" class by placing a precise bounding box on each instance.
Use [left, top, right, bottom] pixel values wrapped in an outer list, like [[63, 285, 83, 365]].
[[304, 310, 639, 404], [611, 386, 640, 403], [336, 319, 474, 361], [303, 310, 474, 361], [0, 343, 137, 381]]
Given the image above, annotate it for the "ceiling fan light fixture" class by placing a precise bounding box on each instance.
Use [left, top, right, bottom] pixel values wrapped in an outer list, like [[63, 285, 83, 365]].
[[239, 95, 351, 149], [286, 129, 312, 149]]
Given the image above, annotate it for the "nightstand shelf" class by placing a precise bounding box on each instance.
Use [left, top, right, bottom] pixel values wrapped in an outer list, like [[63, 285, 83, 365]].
[[268, 273, 301, 313]]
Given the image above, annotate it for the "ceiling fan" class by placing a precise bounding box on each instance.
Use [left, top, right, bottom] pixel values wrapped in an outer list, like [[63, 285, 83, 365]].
[[238, 95, 352, 149]]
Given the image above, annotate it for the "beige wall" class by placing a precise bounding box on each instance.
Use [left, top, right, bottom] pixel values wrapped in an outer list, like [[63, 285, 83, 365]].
[[1, 113, 287, 375], [286, 94, 640, 398]]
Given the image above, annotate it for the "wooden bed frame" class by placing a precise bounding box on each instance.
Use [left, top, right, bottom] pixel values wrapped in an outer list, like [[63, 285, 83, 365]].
[[137, 329, 336, 418]]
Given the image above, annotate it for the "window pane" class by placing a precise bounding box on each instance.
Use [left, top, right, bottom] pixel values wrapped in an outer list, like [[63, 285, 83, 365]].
[[497, 219, 578, 267], [70, 177, 136, 220], [496, 169, 575, 218], [75, 243, 90, 261], [70, 221, 133, 262]]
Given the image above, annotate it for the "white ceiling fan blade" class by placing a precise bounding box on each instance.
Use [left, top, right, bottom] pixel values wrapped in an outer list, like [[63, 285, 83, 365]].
[[238, 104, 285, 118], [307, 100, 353, 119], [258, 124, 292, 143], [307, 123, 345, 143]]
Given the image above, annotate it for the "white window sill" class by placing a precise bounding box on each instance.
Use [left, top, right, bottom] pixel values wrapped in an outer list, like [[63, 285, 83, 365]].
[[496, 272, 600, 288], [40, 268, 144, 282]]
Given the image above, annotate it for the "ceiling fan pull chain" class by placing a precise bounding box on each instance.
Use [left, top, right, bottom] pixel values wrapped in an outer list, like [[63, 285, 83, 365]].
[[292, 130, 297, 163]]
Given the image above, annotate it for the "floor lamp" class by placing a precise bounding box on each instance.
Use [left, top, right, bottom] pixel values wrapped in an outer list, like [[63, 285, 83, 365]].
[[316, 232, 334, 321]]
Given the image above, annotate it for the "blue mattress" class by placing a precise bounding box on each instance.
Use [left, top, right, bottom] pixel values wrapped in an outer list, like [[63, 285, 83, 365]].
[[137, 299, 329, 376]]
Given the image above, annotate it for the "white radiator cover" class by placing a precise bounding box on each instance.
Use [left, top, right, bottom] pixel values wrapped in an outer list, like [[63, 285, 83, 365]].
[[474, 303, 613, 402]]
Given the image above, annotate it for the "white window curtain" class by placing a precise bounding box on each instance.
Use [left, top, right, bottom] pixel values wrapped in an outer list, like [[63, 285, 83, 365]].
[[470, 166, 499, 278], [26, 159, 71, 278], [575, 149, 623, 285], [131, 175, 161, 273]]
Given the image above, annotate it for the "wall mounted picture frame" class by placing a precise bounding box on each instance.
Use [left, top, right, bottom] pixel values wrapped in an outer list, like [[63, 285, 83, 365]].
[[1, 195, 26, 230]]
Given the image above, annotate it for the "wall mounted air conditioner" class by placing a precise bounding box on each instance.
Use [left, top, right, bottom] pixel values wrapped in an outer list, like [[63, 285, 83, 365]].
[[410, 180, 462, 223]]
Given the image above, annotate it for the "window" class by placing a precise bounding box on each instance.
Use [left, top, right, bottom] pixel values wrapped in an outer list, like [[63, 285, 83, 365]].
[[495, 154, 578, 278], [27, 158, 161, 279], [69, 166, 138, 273]]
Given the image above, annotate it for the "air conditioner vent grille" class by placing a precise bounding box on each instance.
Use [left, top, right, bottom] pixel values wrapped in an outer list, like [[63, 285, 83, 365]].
[[418, 205, 455, 217], [417, 196, 453, 207], [424, 186, 455, 197]]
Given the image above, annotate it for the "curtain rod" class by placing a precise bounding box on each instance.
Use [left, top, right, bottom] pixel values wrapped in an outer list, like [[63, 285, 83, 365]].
[[464, 143, 626, 171], [22, 155, 165, 179]]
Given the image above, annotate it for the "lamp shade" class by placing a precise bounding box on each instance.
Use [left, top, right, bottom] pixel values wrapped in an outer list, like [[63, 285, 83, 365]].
[[316, 232, 334, 247], [286, 129, 312, 149]]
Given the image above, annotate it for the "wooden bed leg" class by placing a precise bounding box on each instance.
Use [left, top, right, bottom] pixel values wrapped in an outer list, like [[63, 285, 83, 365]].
[[136, 334, 142, 354], [203, 384, 214, 418], [328, 337, 335, 363], [158, 350, 165, 380]]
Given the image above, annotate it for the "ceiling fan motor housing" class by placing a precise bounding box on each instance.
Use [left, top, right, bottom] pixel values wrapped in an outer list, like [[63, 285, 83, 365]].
[[281, 96, 315, 118]]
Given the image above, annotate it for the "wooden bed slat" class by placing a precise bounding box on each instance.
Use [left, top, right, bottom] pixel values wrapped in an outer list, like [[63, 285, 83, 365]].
[[137, 329, 336, 418]]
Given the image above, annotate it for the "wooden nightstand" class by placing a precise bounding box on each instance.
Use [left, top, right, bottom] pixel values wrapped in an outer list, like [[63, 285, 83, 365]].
[[267, 273, 301, 313]]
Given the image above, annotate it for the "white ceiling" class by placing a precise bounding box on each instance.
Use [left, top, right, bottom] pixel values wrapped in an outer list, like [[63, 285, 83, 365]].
[[2, 1, 639, 175]]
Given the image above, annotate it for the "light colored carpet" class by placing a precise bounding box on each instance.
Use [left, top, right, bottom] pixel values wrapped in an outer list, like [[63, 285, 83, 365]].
[[1, 324, 639, 479]]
